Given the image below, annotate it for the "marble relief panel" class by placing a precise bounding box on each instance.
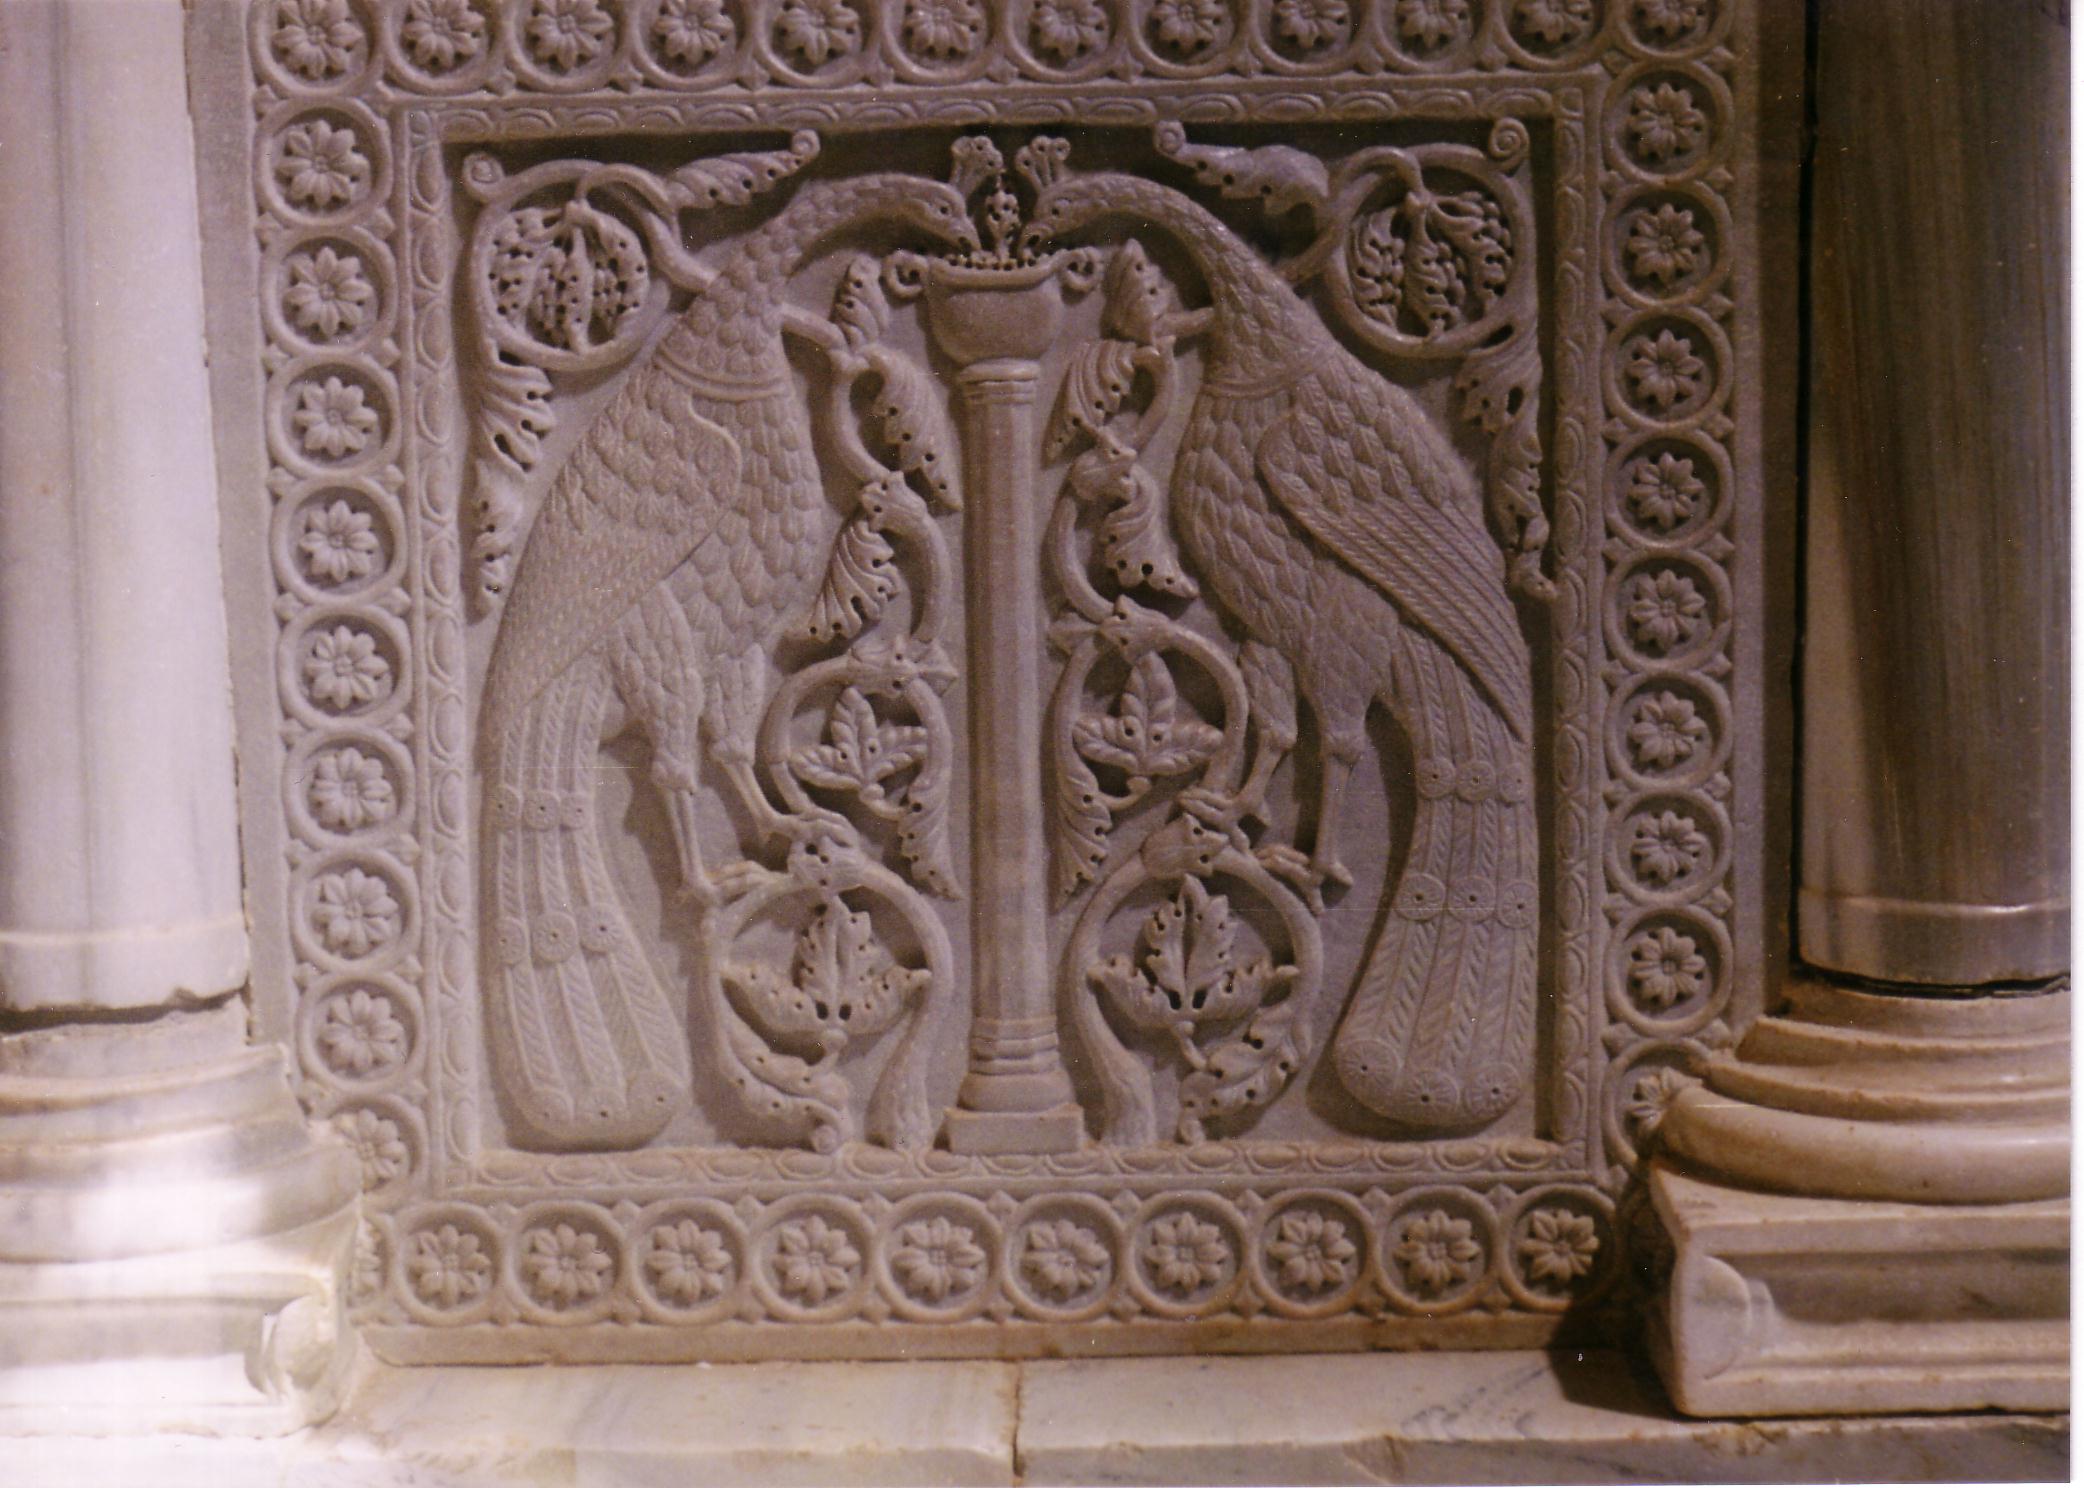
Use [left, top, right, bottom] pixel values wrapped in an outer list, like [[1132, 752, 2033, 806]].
[[230, 0, 1761, 1359]]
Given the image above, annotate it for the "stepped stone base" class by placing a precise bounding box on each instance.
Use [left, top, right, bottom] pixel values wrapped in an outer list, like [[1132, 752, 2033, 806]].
[[1650, 1164, 2069, 1417]]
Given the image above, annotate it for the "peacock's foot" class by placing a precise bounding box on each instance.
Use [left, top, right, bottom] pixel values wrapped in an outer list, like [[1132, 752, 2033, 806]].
[[1178, 786, 1255, 850], [680, 858, 780, 909], [1255, 842, 1344, 915], [767, 804, 861, 851]]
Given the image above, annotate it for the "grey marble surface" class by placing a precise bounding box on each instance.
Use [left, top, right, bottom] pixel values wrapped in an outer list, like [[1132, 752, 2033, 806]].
[[1, 1348, 2065, 1486]]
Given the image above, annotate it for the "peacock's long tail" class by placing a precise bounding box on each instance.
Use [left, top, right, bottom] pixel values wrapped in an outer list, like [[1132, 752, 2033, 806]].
[[1331, 626, 1537, 1133], [482, 651, 691, 1150]]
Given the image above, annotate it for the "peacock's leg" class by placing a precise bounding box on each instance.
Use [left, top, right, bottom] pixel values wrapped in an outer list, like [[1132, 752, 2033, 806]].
[[1183, 639, 1297, 836]]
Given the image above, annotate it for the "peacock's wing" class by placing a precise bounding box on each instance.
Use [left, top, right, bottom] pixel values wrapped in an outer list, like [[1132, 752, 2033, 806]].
[[480, 359, 741, 749], [1254, 365, 1533, 741]]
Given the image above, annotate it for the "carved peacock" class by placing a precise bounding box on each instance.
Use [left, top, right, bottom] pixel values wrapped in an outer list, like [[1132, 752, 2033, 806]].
[[1025, 166, 1537, 1134], [479, 174, 978, 1151]]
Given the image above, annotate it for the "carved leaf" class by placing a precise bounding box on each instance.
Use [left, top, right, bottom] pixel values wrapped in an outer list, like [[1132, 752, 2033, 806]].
[[724, 900, 924, 1054], [1154, 121, 1330, 222], [1051, 702, 1115, 904], [1090, 876, 1285, 1057], [1100, 241, 1176, 348], [1179, 992, 1307, 1140], [831, 253, 890, 350], [893, 721, 959, 899], [1094, 460, 1198, 600], [467, 353, 553, 614], [864, 348, 960, 510], [667, 130, 822, 209], [1074, 653, 1222, 787], [799, 517, 900, 643], [1046, 339, 1140, 460], [792, 687, 929, 814]]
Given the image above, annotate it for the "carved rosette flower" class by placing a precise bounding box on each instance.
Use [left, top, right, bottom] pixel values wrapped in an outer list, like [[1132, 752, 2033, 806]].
[[272, 0, 365, 81], [522, 1222, 616, 1308], [901, 0, 984, 58], [1272, 0, 1349, 50], [1516, 1207, 1600, 1288], [293, 376, 381, 461], [406, 1223, 492, 1309], [1624, 451, 1706, 530], [1625, 204, 1707, 288], [1148, 0, 1229, 56], [284, 247, 375, 342], [311, 865, 400, 957], [652, 0, 735, 66], [1623, 1064, 1695, 1138], [1139, 1212, 1231, 1296], [1628, 809, 1710, 888], [304, 624, 392, 710], [1026, 0, 1105, 60], [525, 0, 614, 70], [299, 498, 382, 584], [1626, 691, 1708, 770], [890, 1216, 988, 1303], [400, 0, 486, 71], [333, 1106, 409, 1188], [317, 986, 407, 1076], [774, 0, 862, 66], [1623, 328, 1706, 413], [1264, 1210, 1359, 1296], [1626, 83, 1709, 165], [310, 745, 396, 830], [771, 1215, 862, 1305], [276, 119, 371, 212], [1625, 925, 1708, 1009], [1391, 1209, 1482, 1295], [1634, 0, 1706, 42], [646, 1220, 735, 1306], [1021, 1219, 1111, 1301], [1512, 0, 1594, 46], [1394, 0, 1469, 51], [1624, 568, 1709, 652]]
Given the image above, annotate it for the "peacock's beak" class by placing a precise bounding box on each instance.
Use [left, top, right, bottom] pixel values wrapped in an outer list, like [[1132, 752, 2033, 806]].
[[1018, 221, 1050, 254]]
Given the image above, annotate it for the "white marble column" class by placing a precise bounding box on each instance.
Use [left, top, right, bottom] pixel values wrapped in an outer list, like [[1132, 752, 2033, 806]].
[[1652, 0, 2069, 1418], [0, 0, 358, 1434]]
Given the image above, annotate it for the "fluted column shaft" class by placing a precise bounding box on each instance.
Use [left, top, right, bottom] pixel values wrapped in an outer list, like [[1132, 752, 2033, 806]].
[[0, 0, 250, 1018], [1799, 0, 2067, 987]]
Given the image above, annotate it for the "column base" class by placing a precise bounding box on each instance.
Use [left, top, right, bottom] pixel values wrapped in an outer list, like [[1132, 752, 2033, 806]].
[[0, 1011, 362, 1434], [943, 1103, 1086, 1155], [1649, 1163, 2069, 1417], [0, 1210, 358, 1436]]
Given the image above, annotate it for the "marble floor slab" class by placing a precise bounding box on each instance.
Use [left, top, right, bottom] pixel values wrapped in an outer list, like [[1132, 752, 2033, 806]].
[[0, 1349, 2064, 1486]]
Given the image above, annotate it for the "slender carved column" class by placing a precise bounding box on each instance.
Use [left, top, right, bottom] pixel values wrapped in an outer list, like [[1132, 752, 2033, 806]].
[[922, 263, 1086, 1154], [0, 0, 358, 1432], [1653, 0, 2069, 1416]]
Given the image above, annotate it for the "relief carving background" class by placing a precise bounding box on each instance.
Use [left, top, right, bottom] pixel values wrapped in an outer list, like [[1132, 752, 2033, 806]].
[[217, 0, 1762, 1359]]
